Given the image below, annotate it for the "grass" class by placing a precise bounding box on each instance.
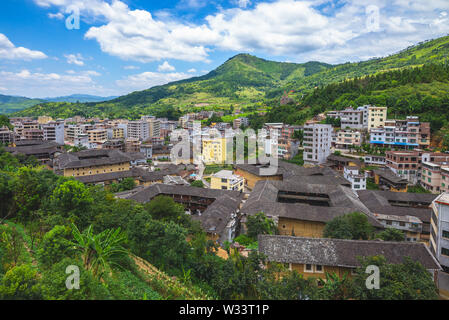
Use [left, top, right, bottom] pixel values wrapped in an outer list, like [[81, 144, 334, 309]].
[[203, 164, 234, 175], [407, 185, 432, 194]]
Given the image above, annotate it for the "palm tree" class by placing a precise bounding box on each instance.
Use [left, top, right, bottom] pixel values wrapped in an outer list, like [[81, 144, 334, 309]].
[[69, 224, 128, 279]]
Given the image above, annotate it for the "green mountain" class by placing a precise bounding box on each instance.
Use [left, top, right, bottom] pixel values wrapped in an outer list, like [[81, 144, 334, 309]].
[[44, 94, 118, 103], [0, 95, 44, 114], [262, 63, 449, 134], [13, 35, 449, 119]]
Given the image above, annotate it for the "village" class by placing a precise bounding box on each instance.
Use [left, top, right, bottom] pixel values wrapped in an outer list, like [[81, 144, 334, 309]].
[[1, 103, 449, 298]]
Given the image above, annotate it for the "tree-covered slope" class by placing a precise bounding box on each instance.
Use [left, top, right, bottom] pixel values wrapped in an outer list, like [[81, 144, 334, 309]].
[[0, 95, 44, 114], [13, 35, 449, 119]]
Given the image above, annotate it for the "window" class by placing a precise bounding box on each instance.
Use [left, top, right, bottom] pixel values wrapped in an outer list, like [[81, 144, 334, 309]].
[[315, 265, 324, 273], [442, 230, 449, 239], [304, 264, 313, 273], [442, 248, 449, 257]]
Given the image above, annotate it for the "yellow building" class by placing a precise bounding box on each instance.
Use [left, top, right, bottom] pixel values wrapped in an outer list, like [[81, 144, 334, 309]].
[[87, 129, 107, 143], [202, 137, 227, 164], [259, 235, 440, 282], [368, 106, 387, 130], [211, 170, 245, 191], [112, 127, 125, 139], [37, 116, 53, 124], [55, 149, 131, 177]]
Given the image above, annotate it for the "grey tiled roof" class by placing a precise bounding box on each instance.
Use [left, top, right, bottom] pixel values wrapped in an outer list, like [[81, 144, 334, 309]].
[[241, 179, 382, 227], [235, 160, 336, 179], [5, 140, 60, 156], [126, 184, 245, 241], [357, 190, 437, 204], [55, 149, 132, 169], [258, 235, 441, 270]]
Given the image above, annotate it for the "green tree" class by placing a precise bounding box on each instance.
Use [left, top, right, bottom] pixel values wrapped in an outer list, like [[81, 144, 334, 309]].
[[376, 228, 405, 242], [0, 225, 24, 271], [146, 195, 186, 222], [323, 212, 374, 240], [37, 225, 73, 268], [50, 180, 94, 228], [40, 258, 112, 300], [69, 224, 129, 279], [128, 217, 190, 272], [246, 212, 277, 241], [0, 264, 42, 300], [351, 256, 439, 300], [190, 180, 204, 188]]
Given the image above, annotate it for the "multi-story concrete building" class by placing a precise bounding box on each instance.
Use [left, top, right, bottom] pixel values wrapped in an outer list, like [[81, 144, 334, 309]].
[[233, 117, 249, 129], [127, 120, 150, 141], [370, 116, 430, 149], [202, 137, 228, 164], [140, 144, 153, 160], [339, 108, 364, 129], [421, 162, 449, 194], [210, 170, 245, 191], [303, 124, 332, 165], [363, 155, 386, 166], [374, 213, 423, 242], [42, 122, 65, 145], [333, 129, 362, 149], [343, 166, 367, 191], [125, 137, 141, 153], [385, 150, 421, 184], [0, 126, 14, 145], [148, 118, 161, 138], [37, 116, 53, 124], [357, 105, 387, 130], [87, 129, 107, 144], [65, 125, 84, 143], [327, 105, 387, 131], [431, 193, 449, 272], [23, 129, 44, 140], [107, 127, 125, 140]]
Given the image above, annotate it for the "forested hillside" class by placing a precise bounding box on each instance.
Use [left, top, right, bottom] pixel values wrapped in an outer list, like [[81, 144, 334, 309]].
[[0, 95, 44, 114], [13, 35, 449, 119]]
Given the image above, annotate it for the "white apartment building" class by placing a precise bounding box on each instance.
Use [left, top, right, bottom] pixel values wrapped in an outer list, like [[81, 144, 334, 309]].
[[42, 122, 64, 145], [370, 116, 430, 149], [430, 193, 449, 271], [127, 120, 150, 141], [303, 124, 332, 165], [65, 125, 84, 143], [343, 166, 367, 191], [357, 105, 387, 130], [148, 118, 161, 138], [339, 108, 364, 129], [363, 155, 386, 166], [333, 129, 362, 149]]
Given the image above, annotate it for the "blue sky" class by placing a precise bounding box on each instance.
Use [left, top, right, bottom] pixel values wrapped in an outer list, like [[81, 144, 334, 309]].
[[1, 0, 449, 98]]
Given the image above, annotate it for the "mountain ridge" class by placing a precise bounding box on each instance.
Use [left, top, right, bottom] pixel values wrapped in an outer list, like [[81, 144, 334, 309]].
[[11, 35, 449, 119]]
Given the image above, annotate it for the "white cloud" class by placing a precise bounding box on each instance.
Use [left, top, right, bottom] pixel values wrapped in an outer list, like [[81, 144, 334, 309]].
[[48, 12, 64, 19], [116, 71, 191, 92], [0, 69, 111, 98], [236, 0, 251, 8], [33, 0, 449, 64], [158, 61, 176, 72], [188, 68, 197, 73], [123, 65, 140, 70], [64, 53, 85, 66], [0, 33, 47, 60]]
